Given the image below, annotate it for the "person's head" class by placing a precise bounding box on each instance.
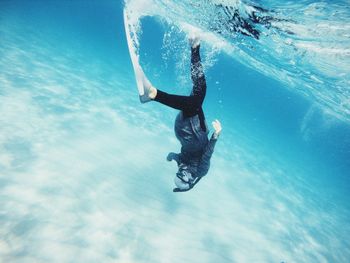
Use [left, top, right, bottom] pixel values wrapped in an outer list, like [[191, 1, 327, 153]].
[[174, 163, 193, 190]]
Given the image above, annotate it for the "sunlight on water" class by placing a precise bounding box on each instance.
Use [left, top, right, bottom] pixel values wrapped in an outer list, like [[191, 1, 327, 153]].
[[125, 0, 350, 121], [0, 0, 349, 262]]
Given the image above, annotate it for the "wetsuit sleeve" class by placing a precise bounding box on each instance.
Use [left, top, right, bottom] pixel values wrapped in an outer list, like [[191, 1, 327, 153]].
[[197, 134, 218, 177], [167, 152, 181, 165]]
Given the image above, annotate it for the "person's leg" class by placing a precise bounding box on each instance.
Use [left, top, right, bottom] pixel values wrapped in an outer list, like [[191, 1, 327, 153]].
[[153, 90, 197, 112], [153, 44, 206, 114], [141, 66, 195, 110], [188, 43, 207, 131], [190, 44, 206, 105]]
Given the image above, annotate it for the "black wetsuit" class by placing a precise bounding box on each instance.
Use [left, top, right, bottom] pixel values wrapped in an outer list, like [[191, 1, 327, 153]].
[[155, 45, 207, 131], [154, 45, 218, 191]]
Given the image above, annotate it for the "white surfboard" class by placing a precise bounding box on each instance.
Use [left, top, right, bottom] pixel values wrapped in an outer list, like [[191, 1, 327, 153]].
[[123, 9, 144, 96]]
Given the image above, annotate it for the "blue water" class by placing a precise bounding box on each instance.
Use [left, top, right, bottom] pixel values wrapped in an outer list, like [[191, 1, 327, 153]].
[[0, 0, 349, 262]]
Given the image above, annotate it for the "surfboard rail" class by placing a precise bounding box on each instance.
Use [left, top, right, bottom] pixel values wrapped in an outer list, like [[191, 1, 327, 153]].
[[123, 9, 144, 96]]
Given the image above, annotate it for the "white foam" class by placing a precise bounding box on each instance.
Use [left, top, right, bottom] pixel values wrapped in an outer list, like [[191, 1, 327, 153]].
[[124, 0, 350, 122]]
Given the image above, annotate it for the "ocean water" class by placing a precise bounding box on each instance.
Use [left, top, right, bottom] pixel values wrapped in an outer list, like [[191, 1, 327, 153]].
[[1, 0, 350, 262]]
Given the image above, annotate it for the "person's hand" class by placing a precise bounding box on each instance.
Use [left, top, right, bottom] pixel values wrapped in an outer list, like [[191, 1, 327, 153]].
[[212, 119, 222, 139]]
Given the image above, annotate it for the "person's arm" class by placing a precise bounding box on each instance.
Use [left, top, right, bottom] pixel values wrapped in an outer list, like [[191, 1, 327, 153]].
[[167, 152, 181, 165], [196, 120, 222, 177]]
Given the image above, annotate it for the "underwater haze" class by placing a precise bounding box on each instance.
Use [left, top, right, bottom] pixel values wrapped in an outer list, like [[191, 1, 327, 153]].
[[1, 0, 350, 262]]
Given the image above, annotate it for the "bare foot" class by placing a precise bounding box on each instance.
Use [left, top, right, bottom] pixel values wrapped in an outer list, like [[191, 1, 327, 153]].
[[189, 34, 200, 48], [139, 67, 157, 103]]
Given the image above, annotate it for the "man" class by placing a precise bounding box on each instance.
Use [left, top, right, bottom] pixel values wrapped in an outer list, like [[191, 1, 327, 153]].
[[139, 36, 222, 192]]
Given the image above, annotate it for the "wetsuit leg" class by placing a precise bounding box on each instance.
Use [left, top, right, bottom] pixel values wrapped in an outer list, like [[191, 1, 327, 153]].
[[190, 45, 206, 106], [154, 45, 206, 115]]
